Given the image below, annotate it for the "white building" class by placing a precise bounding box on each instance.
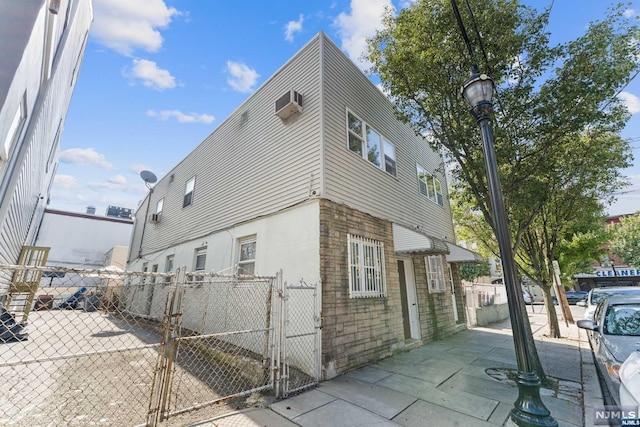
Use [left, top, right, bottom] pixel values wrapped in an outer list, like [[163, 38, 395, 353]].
[[36, 209, 133, 270], [0, 0, 93, 295]]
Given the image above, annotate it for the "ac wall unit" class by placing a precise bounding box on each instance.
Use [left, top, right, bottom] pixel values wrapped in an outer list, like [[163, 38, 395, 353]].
[[275, 90, 303, 120], [148, 213, 161, 223]]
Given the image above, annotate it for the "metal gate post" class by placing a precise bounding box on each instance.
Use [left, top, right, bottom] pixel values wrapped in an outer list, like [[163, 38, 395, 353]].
[[273, 270, 285, 398], [146, 268, 185, 426]]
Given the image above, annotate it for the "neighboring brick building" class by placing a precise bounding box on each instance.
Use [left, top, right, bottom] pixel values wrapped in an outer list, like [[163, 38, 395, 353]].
[[126, 32, 480, 379]]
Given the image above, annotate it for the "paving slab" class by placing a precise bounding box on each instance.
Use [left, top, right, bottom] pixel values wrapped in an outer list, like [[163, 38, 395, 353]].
[[345, 366, 394, 384], [376, 373, 433, 398], [416, 382, 499, 420], [292, 399, 400, 427], [318, 376, 417, 419], [271, 390, 336, 419], [438, 371, 519, 405], [488, 402, 512, 425], [541, 394, 584, 425], [192, 408, 299, 427], [371, 359, 462, 385], [392, 399, 496, 427]]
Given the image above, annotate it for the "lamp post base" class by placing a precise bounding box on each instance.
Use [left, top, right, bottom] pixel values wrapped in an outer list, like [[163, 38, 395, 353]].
[[510, 371, 558, 427]]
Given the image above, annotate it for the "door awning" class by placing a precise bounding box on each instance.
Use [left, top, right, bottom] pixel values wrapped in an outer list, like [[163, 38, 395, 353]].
[[392, 224, 449, 255], [445, 243, 484, 263]]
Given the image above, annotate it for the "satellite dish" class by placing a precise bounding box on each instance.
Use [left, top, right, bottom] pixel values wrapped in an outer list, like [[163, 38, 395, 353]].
[[140, 170, 157, 184]]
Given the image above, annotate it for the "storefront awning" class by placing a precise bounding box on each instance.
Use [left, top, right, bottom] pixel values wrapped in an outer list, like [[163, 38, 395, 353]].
[[392, 224, 449, 255], [445, 243, 484, 264]]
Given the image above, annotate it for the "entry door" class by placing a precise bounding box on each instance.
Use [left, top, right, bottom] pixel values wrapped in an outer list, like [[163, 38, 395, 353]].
[[448, 263, 459, 322], [398, 259, 421, 339]]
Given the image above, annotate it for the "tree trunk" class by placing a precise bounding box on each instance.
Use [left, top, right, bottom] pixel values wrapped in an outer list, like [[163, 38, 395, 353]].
[[542, 285, 561, 338]]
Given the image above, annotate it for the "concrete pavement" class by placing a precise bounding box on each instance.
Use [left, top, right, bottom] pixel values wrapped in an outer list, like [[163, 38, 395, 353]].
[[196, 306, 599, 426]]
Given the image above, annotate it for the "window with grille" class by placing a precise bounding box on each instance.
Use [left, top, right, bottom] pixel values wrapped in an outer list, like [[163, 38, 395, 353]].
[[347, 234, 386, 298], [426, 255, 446, 292]]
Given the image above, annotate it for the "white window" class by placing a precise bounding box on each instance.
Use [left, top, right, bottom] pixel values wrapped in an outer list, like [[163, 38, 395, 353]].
[[2, 98, 26, 161], [426, 255, 446, 292], [183, 177, 195, 207], [347, 110, 397, 176], [417, 164, 444, 206], [193, 247, 206, 283], [150, 264, 158, 284], [156, 198, 164, 215], [347, 234, 386, 298], [237, 237, 256, 275], [194, 247, 206, 271], [164, 255, 174, 284]]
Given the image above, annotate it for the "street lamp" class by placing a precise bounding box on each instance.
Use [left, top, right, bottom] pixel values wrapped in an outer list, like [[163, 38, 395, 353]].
[[462, 71, 557, 427]]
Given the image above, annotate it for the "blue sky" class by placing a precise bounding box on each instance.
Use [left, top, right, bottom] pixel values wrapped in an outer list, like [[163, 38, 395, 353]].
[[51, 0, 640, 217]]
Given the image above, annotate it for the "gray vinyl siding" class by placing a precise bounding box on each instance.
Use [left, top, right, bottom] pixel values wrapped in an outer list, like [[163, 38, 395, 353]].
[[320, 36, 455, 241], [0, 0, 92, 287], [130, 36, 322, 262]]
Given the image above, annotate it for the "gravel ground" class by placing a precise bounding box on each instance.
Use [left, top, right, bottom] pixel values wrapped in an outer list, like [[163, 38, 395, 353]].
[[0, 310, 271, 426]]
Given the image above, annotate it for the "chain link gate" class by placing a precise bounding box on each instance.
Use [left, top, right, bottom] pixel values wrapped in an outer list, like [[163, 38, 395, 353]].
[[273, 279, 322, 398], [0, 265, 320, 426], [147, 270, 278, 425]]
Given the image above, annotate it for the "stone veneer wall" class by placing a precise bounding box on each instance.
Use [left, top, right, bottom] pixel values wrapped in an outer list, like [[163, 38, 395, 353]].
[[319, 199, 404, 379], [410, 254, 457, 341], [318, 199, 462, 379]]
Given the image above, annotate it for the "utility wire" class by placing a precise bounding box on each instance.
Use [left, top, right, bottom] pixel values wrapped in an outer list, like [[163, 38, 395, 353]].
[[450, 0, 478, 72]]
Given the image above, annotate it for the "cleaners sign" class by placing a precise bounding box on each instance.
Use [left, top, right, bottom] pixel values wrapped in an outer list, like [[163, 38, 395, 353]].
[[596, 268, 640, 277]]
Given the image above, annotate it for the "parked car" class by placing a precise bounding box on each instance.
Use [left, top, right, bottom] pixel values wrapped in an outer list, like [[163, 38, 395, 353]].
[[620, 350, 640, 412], [579, 286, 640, 320], [577, 296, 640, 406], [523, 289, 533, 305], [552, 290, 588, 305]]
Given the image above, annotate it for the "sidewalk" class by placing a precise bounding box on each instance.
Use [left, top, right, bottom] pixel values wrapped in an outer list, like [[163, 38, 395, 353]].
[[196, 307, 600, 427]]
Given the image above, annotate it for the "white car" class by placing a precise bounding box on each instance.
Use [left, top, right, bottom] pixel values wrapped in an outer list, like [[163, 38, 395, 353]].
[[580, 286, 640, 320], [620, 351, 640, 412]]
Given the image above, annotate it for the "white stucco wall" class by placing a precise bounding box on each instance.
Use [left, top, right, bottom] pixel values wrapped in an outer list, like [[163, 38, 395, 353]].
[[36, 210, 133, 268], [127, 200, 321, 286]]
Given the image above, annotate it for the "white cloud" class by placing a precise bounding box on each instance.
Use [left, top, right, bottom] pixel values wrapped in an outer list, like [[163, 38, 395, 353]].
[[108, 174, 128, 185], [92, 0, 180, 56], [53, 174, 80, 190], [334, 0, 394, 70], [619, 91, 640, 114], [285, 14, 304, 42], [123, 59, 176, 90], [624, 9, 637, 18], [225, 61, 260, 93], [59, 148, 113, 169], [146, 110, 215, 123]]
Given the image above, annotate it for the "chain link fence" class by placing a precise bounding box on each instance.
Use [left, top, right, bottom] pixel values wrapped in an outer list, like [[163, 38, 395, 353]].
[[0, 265, 169, 427], [0, 265, 320, 426]]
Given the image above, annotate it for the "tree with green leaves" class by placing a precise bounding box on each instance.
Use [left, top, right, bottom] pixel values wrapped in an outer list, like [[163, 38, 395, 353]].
[[556, 221, 610, 288], [367, 0, 639, 378], [610, 213, 640, 267]]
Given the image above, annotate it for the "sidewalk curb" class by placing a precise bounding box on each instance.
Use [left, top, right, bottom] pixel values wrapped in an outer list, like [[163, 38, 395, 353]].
[[578, 327, 603, 427]]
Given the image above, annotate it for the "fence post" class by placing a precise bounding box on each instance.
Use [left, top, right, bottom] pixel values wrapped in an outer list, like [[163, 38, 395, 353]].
[[272, 270, 284, 398], [158, 267, 186, 421]]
